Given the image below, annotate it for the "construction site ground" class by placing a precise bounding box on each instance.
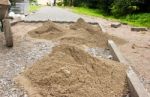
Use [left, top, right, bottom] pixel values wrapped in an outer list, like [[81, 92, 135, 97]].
[[0, 7, 150, 96]]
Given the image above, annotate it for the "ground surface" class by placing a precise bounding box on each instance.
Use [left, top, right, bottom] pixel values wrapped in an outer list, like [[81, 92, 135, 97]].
[[14, 19, 127, 97], [0, 23, 55, 97], [24, 6, 150, 94], [0, 6, 150, 96]]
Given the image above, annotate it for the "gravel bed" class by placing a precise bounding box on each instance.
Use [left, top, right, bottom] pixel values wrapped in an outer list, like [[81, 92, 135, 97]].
[[0, 38, 55, 97], [85, 47, 113, 59]]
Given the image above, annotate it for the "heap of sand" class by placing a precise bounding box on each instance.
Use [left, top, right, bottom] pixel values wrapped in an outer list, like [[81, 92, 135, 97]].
[[15, 19, 128, 97], [15, 44, 127, 97], [29, 18, 126, 48]]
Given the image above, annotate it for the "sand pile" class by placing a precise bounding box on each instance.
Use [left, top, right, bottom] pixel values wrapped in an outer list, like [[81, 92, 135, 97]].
[[29, 21, 66, 40], [70, 18, 100, 33], [16, 44, 127, 97], [28, 18, 126, 48], [15, 19, 128, 97]]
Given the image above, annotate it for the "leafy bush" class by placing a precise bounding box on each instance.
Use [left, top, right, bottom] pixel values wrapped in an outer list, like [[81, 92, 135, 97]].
[[124, 13, 150, 27], [57, 1, 63, 6], [97, 0, 114, 14], [86, 0, 99, 8], [63, 0, 150, 18], [111, 0, 133, 17], [63, 0, 69, 6]]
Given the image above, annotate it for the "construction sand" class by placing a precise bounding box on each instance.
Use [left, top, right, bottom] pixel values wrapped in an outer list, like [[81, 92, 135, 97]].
[[15, 18, 128, 97], [15, 44, 127, 97], [28, 18, 126, 48]]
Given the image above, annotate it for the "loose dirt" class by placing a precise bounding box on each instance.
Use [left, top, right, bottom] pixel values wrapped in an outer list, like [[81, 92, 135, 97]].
[[15, 19, 128, 97], [15, 44, 127, 97], [28, 18, 126, 48]]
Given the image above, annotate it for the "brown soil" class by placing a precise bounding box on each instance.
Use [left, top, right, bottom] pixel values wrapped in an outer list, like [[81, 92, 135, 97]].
[[0, 0, 9, 5], [29, 21, 65, 40], [15, 19, 128, 97], [28, 18, 127, 48], [15, 44, 127, 97]]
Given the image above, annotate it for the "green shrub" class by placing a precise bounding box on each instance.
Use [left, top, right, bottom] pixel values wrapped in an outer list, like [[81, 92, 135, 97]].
[[111, 0, 131, 17], [86, 0, 99, 8], [97, 0, 114, 14], [57, 2, 63, 6], [111, 0, 140, 17], [63, 0, 69, 6], [63, 0, 149, 18], [124, 13, 150, 27]]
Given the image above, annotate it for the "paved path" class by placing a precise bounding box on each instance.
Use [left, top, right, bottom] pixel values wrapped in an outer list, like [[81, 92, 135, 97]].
[[24, 7, 95, 22]]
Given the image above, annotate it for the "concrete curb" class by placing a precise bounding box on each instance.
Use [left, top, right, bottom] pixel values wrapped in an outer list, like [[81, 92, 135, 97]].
[[108, 40, 149, 97], [23, 20, 99, 25], [131, 27, 148, 32], [11, 20, 23, 26], [11, 20, 100, 26]]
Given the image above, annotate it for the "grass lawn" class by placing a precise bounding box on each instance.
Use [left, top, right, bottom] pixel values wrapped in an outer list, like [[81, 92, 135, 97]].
[[71, 7, 150, 27], [120, 13, 150, 27], [29, 5, 43, 12], [72, 7, 104, 17]]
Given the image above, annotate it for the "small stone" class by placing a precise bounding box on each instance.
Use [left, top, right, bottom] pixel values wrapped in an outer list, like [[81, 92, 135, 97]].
[[24, 93, 28, 97], [132, 44, 136, 49], [140, 31, 146, 34], [60, 68, 71, 78], [121, 22, 128, 25], [133, 51, 138, 53], [111, 23, 121, 28], [131, 27, 147, 32], [97, 56, 102, 59], [107, 55, 113, 59]]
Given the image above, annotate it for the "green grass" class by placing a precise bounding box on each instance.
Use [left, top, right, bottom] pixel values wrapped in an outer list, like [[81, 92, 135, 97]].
[[29, 5, 43, 12], [120, 13, 150, 27], [72, 7, 104, 17], [70, 7, 150, 27]]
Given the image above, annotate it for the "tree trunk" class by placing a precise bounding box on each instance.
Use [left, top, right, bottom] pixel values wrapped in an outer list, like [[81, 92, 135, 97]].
[[54, 0, 56, 6]]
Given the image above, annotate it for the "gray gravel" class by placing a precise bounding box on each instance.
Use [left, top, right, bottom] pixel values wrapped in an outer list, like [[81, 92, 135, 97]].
[[85, 47, 113, 59], [0, 32, 55, 97]]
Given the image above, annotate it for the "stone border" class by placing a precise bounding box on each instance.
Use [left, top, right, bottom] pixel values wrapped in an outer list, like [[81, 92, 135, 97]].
[[107, 40, 128, 64], [22, 20, 104, 32], [108, 40, 149, 97], [131, 27, 148, 32], [23, 20, 99, 25], [11, 20, 100, 26], [11, 20, 103, 33], [10, 20, 23, 26], [97, 22, 106, 33]]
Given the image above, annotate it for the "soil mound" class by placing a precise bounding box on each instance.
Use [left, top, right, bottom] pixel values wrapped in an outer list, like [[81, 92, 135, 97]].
[[17, 19, 128, 97], [28, 18, 126, 48], [29, 21, 66, 40], [70, 18, 100, 33], [16, 44, 127, 97]]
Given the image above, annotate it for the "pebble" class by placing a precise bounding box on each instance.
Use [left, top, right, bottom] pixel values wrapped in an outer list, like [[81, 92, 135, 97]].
[[111, 23, 121, 28], [131, 27, 148, 32]]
